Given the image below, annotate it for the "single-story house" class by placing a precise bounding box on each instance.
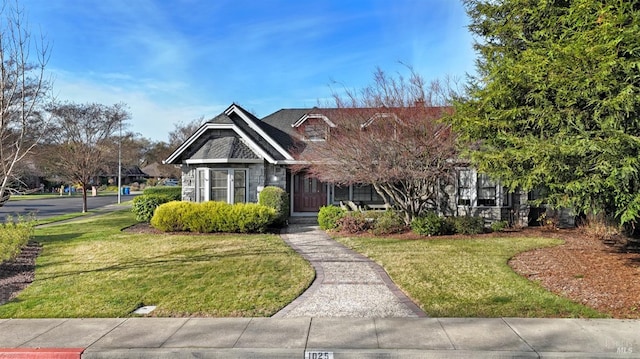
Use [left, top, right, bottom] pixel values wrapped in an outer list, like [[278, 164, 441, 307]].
[[164, 103, 572, 227]]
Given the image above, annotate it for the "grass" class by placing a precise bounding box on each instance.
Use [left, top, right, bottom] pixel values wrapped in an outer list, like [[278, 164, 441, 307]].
[[335, 235, 607, 318], [0, 210, 314, 318], [35, 213, 90, 225]]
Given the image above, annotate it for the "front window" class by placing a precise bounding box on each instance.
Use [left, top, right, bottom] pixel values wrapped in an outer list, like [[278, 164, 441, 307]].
[[477, 173, 497, 206], [211, 170, 228, 202], [197, 169, 206, 202], [334, 185, 349, 202], [458, 169, 472, 206], [331, 184, 383, 204], [196, 168, 247, 204], [233, 170, 246, 203], [352, 184, 383, 203]]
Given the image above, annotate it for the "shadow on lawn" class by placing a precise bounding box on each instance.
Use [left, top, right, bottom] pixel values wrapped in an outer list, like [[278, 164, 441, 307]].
[[35, 246, 293, 281], [33, 233, 82, 245]]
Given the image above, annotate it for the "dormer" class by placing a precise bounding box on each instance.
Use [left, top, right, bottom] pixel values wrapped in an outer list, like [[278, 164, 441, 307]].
[[360, 112, 401, 128], [292, 112, 336, 141]]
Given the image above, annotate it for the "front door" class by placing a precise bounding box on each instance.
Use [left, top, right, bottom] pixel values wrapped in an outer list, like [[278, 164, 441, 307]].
[[293, 175, 327, 212]]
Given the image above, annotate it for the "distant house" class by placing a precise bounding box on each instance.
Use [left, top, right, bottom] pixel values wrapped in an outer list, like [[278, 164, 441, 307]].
[[141, 162, 178, 180], [164, 103, 567, 226]]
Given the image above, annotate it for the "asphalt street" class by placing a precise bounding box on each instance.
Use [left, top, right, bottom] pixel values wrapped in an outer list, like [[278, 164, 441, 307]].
[[0, 194, 134, 221]]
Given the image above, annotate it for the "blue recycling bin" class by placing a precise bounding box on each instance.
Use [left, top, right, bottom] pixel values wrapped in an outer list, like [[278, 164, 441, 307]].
[[122, 187, 130, 195]]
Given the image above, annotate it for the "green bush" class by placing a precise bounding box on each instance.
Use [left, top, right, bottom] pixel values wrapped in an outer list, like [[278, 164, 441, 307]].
[[151, 201, 275, 233], [372, 210, 406, 235], [150, 201, 194, 232], [490, 220, 509, 232], [411, 212, 445, 236], [258, 186, 289, 226], [442, 217, 457, 235], [143, 186, 181, 200], [192, 201, 233, 233], [131, 194, 173, 222], [229, 203, 276, 233], [336, 212, 371, 233], [451, 216, 486, 235], [0, 216, 34, 263], [318, 206, 346, 230]]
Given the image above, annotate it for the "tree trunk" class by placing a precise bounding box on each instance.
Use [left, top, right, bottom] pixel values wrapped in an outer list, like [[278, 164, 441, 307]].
[[81, 183, 88, 213]]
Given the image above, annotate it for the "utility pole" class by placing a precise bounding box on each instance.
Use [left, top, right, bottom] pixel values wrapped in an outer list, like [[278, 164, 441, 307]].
[[117, 117, 122, 204]]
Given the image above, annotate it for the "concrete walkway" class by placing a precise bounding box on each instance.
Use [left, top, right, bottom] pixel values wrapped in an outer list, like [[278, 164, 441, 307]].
[[0, 317, 638, 358], [274, 221, 425, 318]]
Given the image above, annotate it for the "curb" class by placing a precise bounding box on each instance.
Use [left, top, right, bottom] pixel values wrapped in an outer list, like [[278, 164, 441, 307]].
[[0, 348, 84, 358]]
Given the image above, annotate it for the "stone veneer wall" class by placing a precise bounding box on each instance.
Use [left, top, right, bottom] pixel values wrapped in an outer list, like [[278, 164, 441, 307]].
[[180, 163, 277, 203], [263, 163, 287, 190], [181, 164, 196, 202]]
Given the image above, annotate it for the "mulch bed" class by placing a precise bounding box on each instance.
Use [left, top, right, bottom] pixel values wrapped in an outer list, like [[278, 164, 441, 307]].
[[0, 242, 41, 305], [1, 225, 639, 318], [509, 228, 640, 318]]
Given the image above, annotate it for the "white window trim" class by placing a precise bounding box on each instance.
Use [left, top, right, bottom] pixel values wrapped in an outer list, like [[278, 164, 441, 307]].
[[457, 168, 476, 207], [456, 169, 511, 208], [291, 113, 337, 128], [195, 168, 248, 204]]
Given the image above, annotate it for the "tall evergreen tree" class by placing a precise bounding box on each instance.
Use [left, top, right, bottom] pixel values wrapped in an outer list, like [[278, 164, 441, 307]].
[[451, 0, 640, 226]]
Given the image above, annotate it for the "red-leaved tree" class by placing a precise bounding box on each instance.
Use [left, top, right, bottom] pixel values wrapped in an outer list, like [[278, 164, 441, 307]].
[[294, 68, 459, 224]]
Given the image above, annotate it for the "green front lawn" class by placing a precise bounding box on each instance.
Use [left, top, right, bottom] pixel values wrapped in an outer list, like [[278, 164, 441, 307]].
[[0, 210, 314, 318], [335, 235, 606, 318]]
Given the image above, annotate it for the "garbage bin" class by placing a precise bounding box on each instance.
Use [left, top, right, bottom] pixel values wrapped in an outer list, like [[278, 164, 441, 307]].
[[122, 187, 130, 195]]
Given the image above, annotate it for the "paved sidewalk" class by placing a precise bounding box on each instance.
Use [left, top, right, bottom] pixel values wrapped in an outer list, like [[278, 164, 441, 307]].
[[0, 317, 638, 358], [274, 221, 425, 318]]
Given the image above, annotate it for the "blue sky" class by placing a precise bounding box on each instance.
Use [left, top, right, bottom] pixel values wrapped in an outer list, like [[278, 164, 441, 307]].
[[25, 0, 476, 142]]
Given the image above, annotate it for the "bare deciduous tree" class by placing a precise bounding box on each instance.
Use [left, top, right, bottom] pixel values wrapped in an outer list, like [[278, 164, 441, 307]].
[[0, 0, 51, 201], [295, 68, 459, 224], [47, 103, 130, 212], [169, 117, 202, 148]]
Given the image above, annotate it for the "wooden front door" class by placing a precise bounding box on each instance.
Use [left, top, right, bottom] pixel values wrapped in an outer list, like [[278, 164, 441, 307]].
[[293, 175, 327, 212]]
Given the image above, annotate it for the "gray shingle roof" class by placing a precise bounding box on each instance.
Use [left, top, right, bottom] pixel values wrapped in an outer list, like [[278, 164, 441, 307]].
[[166, 104, 453, 165], [207, 113, 233, 124], [226, 109, 288, 161], [259, 108, 309, 152], [189, 135, 259, 161]]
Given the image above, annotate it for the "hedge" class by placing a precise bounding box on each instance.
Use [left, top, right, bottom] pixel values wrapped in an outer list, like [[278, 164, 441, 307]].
[[131, 194, 173, 222], [150, 201, 276, 233], [258, 186, 289, 226], [150, 201, 194, 232], [318, 206, 346, 230], [0, 216, 34, 264], [143, 186, 181, 200]]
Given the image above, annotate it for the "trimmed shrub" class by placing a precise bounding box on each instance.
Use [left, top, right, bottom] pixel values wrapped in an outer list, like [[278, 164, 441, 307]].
[[411, 212, 444, 236], [372, 210, 406, 235], [318, 206, 346, 230], [451, 216, 485, 235], [258, 186, 289, 226], [150, 201, 275, 233], [197, 201, 233, 232], [150, 201, 195, 232], [143, 186, 181, 200], [337, 212, 371, 233], [229, 203, 276, 233], [490, 220, 509, 232], [131, 194, 173, 222], [0, 216, 34, 263], [442, 217, 457, 235]]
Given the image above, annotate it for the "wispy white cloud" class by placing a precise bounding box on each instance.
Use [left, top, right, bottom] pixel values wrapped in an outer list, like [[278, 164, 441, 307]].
[[26, 0, 476, 141], [50, 68, 225, 141]]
